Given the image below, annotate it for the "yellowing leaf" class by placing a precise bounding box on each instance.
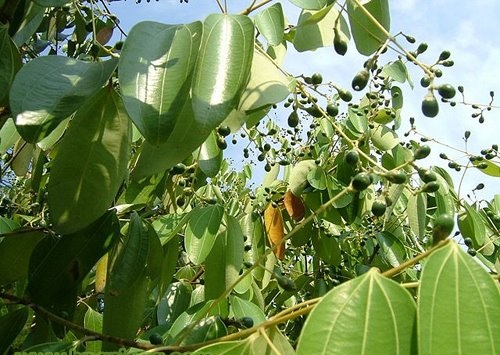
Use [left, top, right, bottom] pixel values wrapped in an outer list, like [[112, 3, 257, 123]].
[[284, 190, 306, 221], [264, 204, 285, 259]]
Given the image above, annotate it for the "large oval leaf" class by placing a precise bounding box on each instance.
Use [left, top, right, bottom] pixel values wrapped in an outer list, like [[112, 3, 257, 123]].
[[254, 3, 285, 46], [191, 14, 254, 135], [47, 87, 130, 234], [418, 242, 500, 355], [297, 268, 416, 355], [185, 205, 224, 264], [10, 57, 117, 143], [119, 21, 202, 145], [347, 0, 390, 56]]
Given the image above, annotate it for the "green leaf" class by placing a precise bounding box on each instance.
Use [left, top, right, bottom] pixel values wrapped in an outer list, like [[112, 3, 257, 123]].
[[84, 308, 103, 352], [375, 231, 406, 267], [418, 241, 500, 355], [10, 57, 117, 143], [12, 2, 45, 46], [383, 60, 408, 83], [119, 21, 202, 145], [130, 100, 207, 179], [108, 212, 150, 295], [289, 160, 316, 195], [191, 14, 254, 136], [0, 307, 29, 355], [458, 202, 486, 249], [157, 281, 193, 328], [391, 86, 403, 109], [0, 118, 20, 154], [205, 214, 244, 299], [185, 205, 224, 264], [370, 124, 399, 151], [182, 316, 228, 346], [312, 230, 341, 266], [347, 0, 390, 56], [472, 159, 500, 177], [407, 192, 427, 239], [238, 49, 292, 111], [0, 24, 21, 106], [229, 295, 266, 326], [47, 87, 130, 234], [0, 230, 45, 285], [297, 268, 416, 355], [294, 6, 349, 52], [289, 0, 328, 10], [198, 131, 222, 177], [27, 210, 120, 319], [33, 0, 70, 6], [254, 3, 284, 46], [307, 166, 327, 190], [241, 213, 266, 281]]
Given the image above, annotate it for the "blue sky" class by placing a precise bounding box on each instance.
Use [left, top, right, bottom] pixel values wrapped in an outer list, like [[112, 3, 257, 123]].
[[105, 0, 499, 202]]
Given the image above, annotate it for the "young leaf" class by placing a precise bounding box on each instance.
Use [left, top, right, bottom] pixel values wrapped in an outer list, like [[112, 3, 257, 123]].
[[47, 87, 130, 234], [191, 14, 254, 136], [119, 21, 202, 145], [418, 241, 500, 355], [10, 57, 117, 143], [297, 268, 416, 355]]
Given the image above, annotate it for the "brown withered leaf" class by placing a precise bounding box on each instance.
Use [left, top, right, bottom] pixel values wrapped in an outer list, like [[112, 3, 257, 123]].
[[284, 190, 305, 221], [264, 204, 285, 259]]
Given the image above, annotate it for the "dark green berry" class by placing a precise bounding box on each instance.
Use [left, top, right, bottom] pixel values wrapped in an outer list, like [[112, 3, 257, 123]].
[[414, 145, 431, 160], [345, 150, 359, 166], [371, 200, 387, 217], [422, 181, 440, 193], [432, 213, 454, 244], [351, 172, 372, 191]]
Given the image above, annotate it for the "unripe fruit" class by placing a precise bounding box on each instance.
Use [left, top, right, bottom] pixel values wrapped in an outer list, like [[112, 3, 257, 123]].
[[239, 317, 254, 328], [311, 72, 323, 85], [326, 103, 338, 117], [421, 91, 439, 117], [276, 275, 297, 291], [385, 171, 407, 184], [438, 50, 451, 61], [463, 237, 473, 248], [437, 84, 456, 99], [352, 69, 370, 91], [172, 163, 186, 175], [422, 181, 440, 193], [351, 172, 371, 191], [418, 169, 437, 183], [333, 28, 348, 55], [432, 213, 454, 244], [217, 125, 231, 137], [338, 89, 352, 102], [414, 145, 431, 160], [344, 150, 359, 166], [149, 333, 163, 345], [371, 200, 387, 217], [288, 111, 299, 127]]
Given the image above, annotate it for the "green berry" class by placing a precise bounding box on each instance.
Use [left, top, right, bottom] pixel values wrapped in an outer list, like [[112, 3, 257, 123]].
[[371, 200, 387, 217], [414, 145, 431, 160], [432, 213, 454, 244], [326, 103, 339, 117], [288, 111, 299, 127], [338, 89, 352, 102], [385, 171, 407, 184], [422, 181, 440, 193], [149, 333, 163, 345], [421, 91, 439, 117], [437, 84, 456, 99], [172, 163, 186, 175], [351, 172, 372, 191], [463, 237, 473, 248], [418, 169, 437, 183], [333, 28, 348, 55], [217, 125, 231, 137], [345, 150, 359, 166], [311, 73, 323, 85], [352, 69, 370, 91]]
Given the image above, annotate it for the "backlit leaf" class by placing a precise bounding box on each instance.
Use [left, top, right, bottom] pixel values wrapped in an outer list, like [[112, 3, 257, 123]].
[[0, 24, 21, 106], [185, 205, 224, 264], [264, 204, 285, 259], [254, 3, 285, 46]]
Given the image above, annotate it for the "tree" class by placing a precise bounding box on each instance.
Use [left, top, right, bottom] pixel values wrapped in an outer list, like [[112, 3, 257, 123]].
[[0, 0, 499, 354]]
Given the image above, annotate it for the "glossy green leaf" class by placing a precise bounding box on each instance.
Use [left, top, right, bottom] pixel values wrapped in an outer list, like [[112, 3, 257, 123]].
[[307, 166, 327, 190], [229, 295, 266, 326], [0, 230, 45, 285], [375, 231, 406, 267], [205, 214, 244, 299], [297, 268, 416, 355], [108, 212, 149, 295], [157, 281, 193, 327], [131, 101, 207, 179], [153, 212, 191, 244], [472, 159, 500, 177], [185, 205, 224, 264], [241, 213, 266, 281], [27, 210, 120, 319], [370, 124, 399, 151], [84, 308, 103, 352], [183, 316, 228, 345], [254, 3, 284, 46], [119, 21, 202, 145], [347, 0, 390, 56], [238, 49, 293, 111], [47, 87, 130, 234], [407, 192, 427, 239], [418, 241, 500, 355], [198, 131, 222, 177], [289, 0, 329, 10], [0, 24, 21, 106], [10, 57, 117, 143], [191, 14, 254, 136], [0, 307, 29, 355], [458, 203, 485, 249]]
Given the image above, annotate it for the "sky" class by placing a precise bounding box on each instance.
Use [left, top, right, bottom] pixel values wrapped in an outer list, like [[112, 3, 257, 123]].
[[104, 0, 499, 203]]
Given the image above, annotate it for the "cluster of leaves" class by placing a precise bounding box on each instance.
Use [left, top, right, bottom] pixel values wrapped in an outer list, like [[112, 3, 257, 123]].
[[0, 0, 499, 354]]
